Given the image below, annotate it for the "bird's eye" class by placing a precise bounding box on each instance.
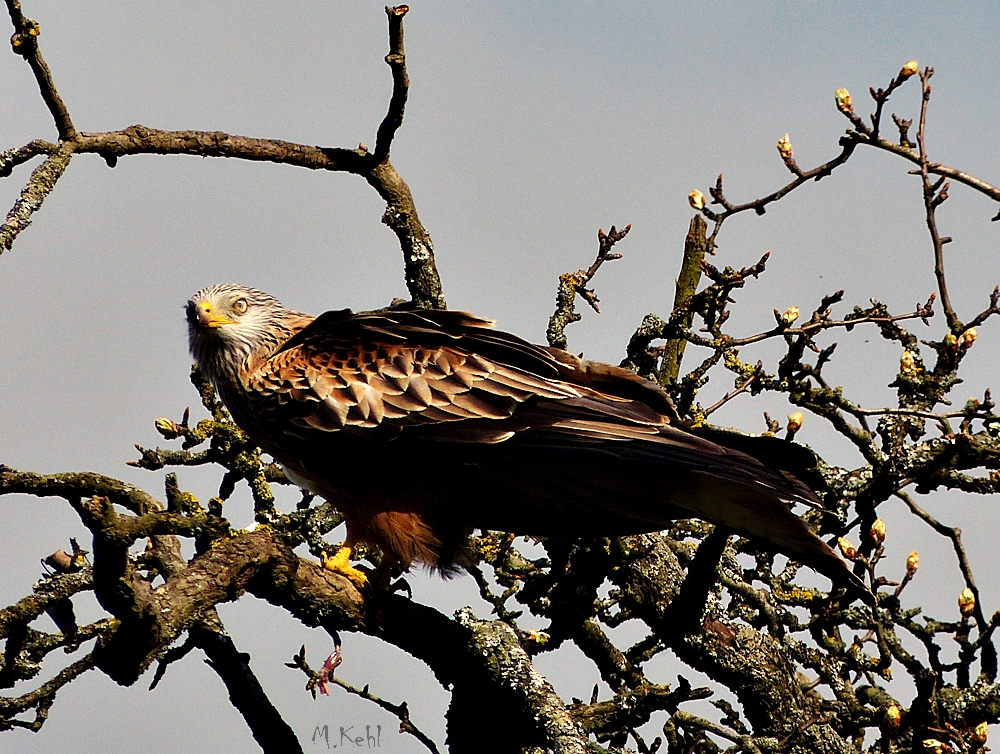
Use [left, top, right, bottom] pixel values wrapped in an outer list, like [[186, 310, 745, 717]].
[[232, 298, 248, 314]]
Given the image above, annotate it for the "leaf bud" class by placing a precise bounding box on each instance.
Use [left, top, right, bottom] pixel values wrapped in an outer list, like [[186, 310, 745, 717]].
[[944, 333, 958, 348], [688, 189, 706, 211], [787, 412, 804, 432], [900, 350, 916, 372], [972, 721, 988, 745], [922, 740, 945, 754], [782, 306, 800, 324], [884, 704, 901, 729], [959, 327, 978, 348], [155, 418, 182, 439], [835, 88, 853, 114], [900, 60, 919, 78], [959, 587, 976, 616], [870, 518, 886, 546], [522, 629, 551, 648], [906, 550, 919, 575], [777, 133, 793, 160], [838, 537, 857, 560]]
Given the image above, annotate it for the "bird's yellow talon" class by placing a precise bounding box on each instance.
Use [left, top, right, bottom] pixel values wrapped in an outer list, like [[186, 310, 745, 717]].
[[321, 546, 368, 588]]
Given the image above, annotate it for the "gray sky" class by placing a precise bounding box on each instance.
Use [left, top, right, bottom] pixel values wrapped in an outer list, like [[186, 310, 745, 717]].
[[2, 1, 999, 751]]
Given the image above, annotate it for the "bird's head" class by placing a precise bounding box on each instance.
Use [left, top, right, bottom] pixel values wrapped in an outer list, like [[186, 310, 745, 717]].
[[187, 283, 297, 385]]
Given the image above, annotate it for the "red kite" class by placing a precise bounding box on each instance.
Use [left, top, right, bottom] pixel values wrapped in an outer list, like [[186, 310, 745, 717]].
[[187, 284, 870, 603]]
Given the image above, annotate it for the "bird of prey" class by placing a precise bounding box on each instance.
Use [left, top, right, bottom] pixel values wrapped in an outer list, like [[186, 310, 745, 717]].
[[187, 283, 870, 603]]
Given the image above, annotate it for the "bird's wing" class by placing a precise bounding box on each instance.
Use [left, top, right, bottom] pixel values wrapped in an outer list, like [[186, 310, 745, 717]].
[[242, 308, 871, 603], [244, 309, 812, 501], [244, 309, 667, 441]]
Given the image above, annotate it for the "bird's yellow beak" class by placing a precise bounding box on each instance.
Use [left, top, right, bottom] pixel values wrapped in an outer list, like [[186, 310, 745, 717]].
[[194, 301, 235, 329]]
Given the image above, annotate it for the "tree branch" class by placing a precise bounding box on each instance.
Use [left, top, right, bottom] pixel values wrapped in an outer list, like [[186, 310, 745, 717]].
[[4, 0, 76, 139], [0, 141, 73, 253]]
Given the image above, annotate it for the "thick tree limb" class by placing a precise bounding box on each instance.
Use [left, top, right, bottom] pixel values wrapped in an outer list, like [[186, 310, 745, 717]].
[[194, 621, 305, 754]]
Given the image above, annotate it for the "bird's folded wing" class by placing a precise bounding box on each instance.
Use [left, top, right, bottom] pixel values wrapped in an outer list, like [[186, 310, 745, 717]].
[[243, 309, 818, 507]]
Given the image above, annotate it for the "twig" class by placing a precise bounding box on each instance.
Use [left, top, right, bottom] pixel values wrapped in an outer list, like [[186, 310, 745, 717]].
[[669, 710, 764, 754], [702, 362, 762, 416], [0, 654, 95, 731], [895, 491, 988, 632], [373, 6, 410, 162], [914, 68, 959, 331], [287, 644, 439, 753], [700, 142, 857, 253], [4, 0, 76, 139], [0, 139, 56, 177], [547, 224, 630, 350]]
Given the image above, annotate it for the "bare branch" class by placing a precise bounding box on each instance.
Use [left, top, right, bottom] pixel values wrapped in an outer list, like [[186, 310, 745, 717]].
[[288, 643, 438, 754], [547, 224, 630, 350], [4, 0, 76, 139], [0, 654, 94, 731], [0, 142, 73, 253], [915, 68, 959, 331], [0, 139, 56, 177], [373, 6, 410, 162]]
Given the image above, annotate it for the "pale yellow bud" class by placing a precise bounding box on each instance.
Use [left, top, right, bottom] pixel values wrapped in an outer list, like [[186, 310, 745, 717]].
[[944, 333, 958, 348], [959, 327, 978, 347], [870, 518, 886, 546], [900, 350, 916, 372], [922, 739, 945, 754], [838, 537, 857, 560], [777, 133, 793, 160], [782, 306, 800, 324], [154, 417, 181, 439], [907, 550, 919, 575], [959, 587, 976, 616], [522, 628, 550, 647], [787, 412, 804, 432], [973, 721, 988, 744], [884, 704, 901, 729], [688, 189, 706, 211], [835, 88, 853, 113], [900, 60, 919, 78]]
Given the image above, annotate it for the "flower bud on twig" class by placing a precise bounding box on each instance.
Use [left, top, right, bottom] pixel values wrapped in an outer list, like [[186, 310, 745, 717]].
[[959, 587, 976, 616], [786, 411, 804, 434], [900, 60, 919, 79], [777, 133, 793, 160], [781, 306, 800, 324], [688, 189, 706, 210], [922, 739, 946, 754], [870, 518, 886, 546], [155, 417, 182, 439], [944, 333, 958, 348], [838, 537, 857, 560], [883, 704, 901, 729], [959, 327, 978, 348], [906, 550, 919, 576], [900, 350, 916, 372], [972, 721, 988, 746], [835, 88, 853, 114]]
